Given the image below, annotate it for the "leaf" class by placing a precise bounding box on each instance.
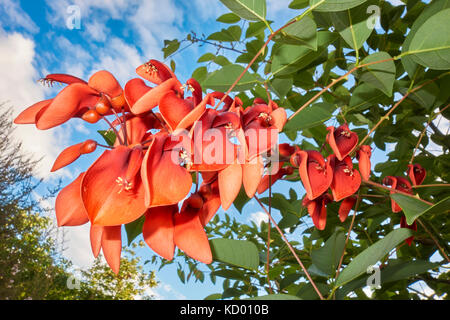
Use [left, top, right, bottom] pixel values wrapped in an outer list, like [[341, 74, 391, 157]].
[[246, 21, 267, 38], [124, 215, 145, 246], [192, 66, 208, 83], [402, 0, 450, 77], [246, 294, 302, 300], [208, 25, 242, 42], [391, 193, 450, 225], [311, 229, 346, 276], [310, 0, 367, 12], [204, 293, 223, 300], [198, 53, 216, 63], [98, 130, 116, 146], [162, 39, 180, 59], [358, 51, 396, 97], [329, 0, 376, 50], [408, 9, 450, 70], [203, 64, 258, 91], [269, 77, 294, 99], [284, 102, 335, 131], [271, 31, 338, 76], [210, 238, 259, 270], [399, 81, 439, 110], [348, 83, 390, 112], [219, 0, 267, 22], [296, 282, 330, 299], [335, 228, 413, 287], [277, 17, 317, 50], [217, 12, 241, 24], [381, 259, 439, 283], [211, 269, 246, 280], [289, 0, 309, 10]]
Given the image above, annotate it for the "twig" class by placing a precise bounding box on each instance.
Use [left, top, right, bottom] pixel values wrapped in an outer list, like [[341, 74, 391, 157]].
[[254, 195, 325, 300], [417, 219, 450, 264]]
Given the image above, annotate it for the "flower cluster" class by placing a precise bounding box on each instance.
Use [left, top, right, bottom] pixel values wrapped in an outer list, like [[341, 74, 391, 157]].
[[14, 59, 287, 273], [285, 124, 372, 231]]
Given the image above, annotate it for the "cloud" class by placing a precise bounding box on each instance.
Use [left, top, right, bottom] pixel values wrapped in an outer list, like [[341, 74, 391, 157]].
[[248, 211, 269, 226], [0, 30, 70, 179], [0, 0, 39, 33]]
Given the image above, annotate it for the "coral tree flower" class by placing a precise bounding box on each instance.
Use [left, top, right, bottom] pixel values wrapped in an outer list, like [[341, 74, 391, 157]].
[[383, 176, 413, 213], [338, 196, 357, 222], [326, 124, 358, 161], [400, 215, 417, 246], [302, 193, 332, 230], [407, 164, 426, 186], [328, 155, 361, 202], [290, 150, 333, 201]]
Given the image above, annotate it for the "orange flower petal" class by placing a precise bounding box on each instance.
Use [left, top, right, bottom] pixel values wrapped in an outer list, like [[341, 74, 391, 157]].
[[338, 196, 357, 222], [243, 155, 264, 198], [55, 173, 89, 226], [124, 78, 152, 107], [136, 59, 175, 85], [88, 70, 123, 98], [101, 225, 122, 274], [14, 99, 53, 124], [218, 162, 242, 211]]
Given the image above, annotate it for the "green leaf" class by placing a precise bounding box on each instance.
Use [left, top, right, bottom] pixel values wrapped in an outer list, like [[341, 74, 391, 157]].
[[245, 21, 267, 38], [269, 77, 294, 99], [208, 25, 242, 42], [402, 0, 450, 77], [408, 9, 450, 70], [247, 294, 302, 300], [329, 0, 376, 50], [217, 12, 241, 24], [98, 130, 116, 146], [198, 53, 216, 63], [399, 81, 439, 110], [284, 102, 335, 131], [311, 229, 346, 276], [391, 193, 450, 225], [124, 215, 145, 246], [192, 66, 208, 83], [271, 31, 338, 76], [335, 228, 413, 287], [289, 0, 309, 10], [219, 0, 267, 22], [310, 0, 367, 12], [381, 259, 439, 283], [204, 293, 223, 300], [358, 51, 396, 97], [162, 39, 180, 59], [348, 83, 390, 112], [277, 16, 317, 50], [203, 64, 258, 92], [210, 238, 259, 270]]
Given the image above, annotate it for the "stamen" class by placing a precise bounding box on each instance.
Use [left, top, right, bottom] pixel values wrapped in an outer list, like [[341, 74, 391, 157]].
[[116, 177, 133, 194], [258, 112, 272, 123], [340, 130, 351, 138], [343, 167, 354, 176], [143, 62, 158, 74], [179, 149, 193, 169]]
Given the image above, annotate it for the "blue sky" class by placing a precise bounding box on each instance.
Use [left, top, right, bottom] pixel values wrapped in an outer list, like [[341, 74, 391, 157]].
[[1, 0, 443, 300], [0, 0, 306, 300]]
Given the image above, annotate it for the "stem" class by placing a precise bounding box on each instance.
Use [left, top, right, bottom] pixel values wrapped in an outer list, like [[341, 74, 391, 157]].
[[359, 76, 446, 147], [412, 184, 450, 189], [363, 180, 434, 206], [335, 191, 362, 281], [417, 219, 450, 264], [266, 174, 273, 294], [287, 57, 397, 122], [97, 143, 114, 149], [254, 195, 325, 300], [102, 117, 124, 146]]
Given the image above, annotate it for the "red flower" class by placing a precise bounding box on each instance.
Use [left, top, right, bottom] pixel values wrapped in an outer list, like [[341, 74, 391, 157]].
[[302, 193, 332, 230], [90, 225, 122, 274], [55, 173, 89, 227], [51, 140, 97, 172], [383, 176, 413, 213], [291, 150, 333, 200], [407, 164, 426, 186], [326, 124, 358, 161], [357, 145, 372, 181], [400, 215, 417, 246], [329, 155, 361, 202]]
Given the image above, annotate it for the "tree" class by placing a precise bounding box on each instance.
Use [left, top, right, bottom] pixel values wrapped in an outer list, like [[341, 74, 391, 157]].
[[0, 104, 157, 300]]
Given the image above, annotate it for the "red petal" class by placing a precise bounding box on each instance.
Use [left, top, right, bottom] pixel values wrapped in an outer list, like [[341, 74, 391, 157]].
[[51, 143, 83, 172], [82, 146, 147, 226], [218, 163, 242, 210], [243, 156, 264, 198], [407, 164, 426, 186], [88, 70, 122, 98], [186, 78, 203, 105], [198, 180, 221, 226], [327, 124, 358, 161], [14, 99, 53, 124], [159, 91, 194, 131], [174, 204, 212, 264], [90, 225, 103, 258], [143, 205, 177, 260], [101, 225, 122, 274], [45, 74, 87, 85], [124, 78, 152, 107], [136, 59, 175, 85], [55, 173, 89, 226], [330, 155, 361, 201], [270, 108, 287, 132], [141, 134, 192, 207], [357, 145, 372, 181], [36, 83, 99, 130], [338, 196, 357, 222], [130, 78, 182, 115], [299, 151, 333, 200]]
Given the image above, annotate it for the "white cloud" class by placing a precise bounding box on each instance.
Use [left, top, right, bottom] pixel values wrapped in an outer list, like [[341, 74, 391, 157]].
[[248, 211, 269, 226], [0, 0, 39, 33], [0, 31, 70, 179]]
